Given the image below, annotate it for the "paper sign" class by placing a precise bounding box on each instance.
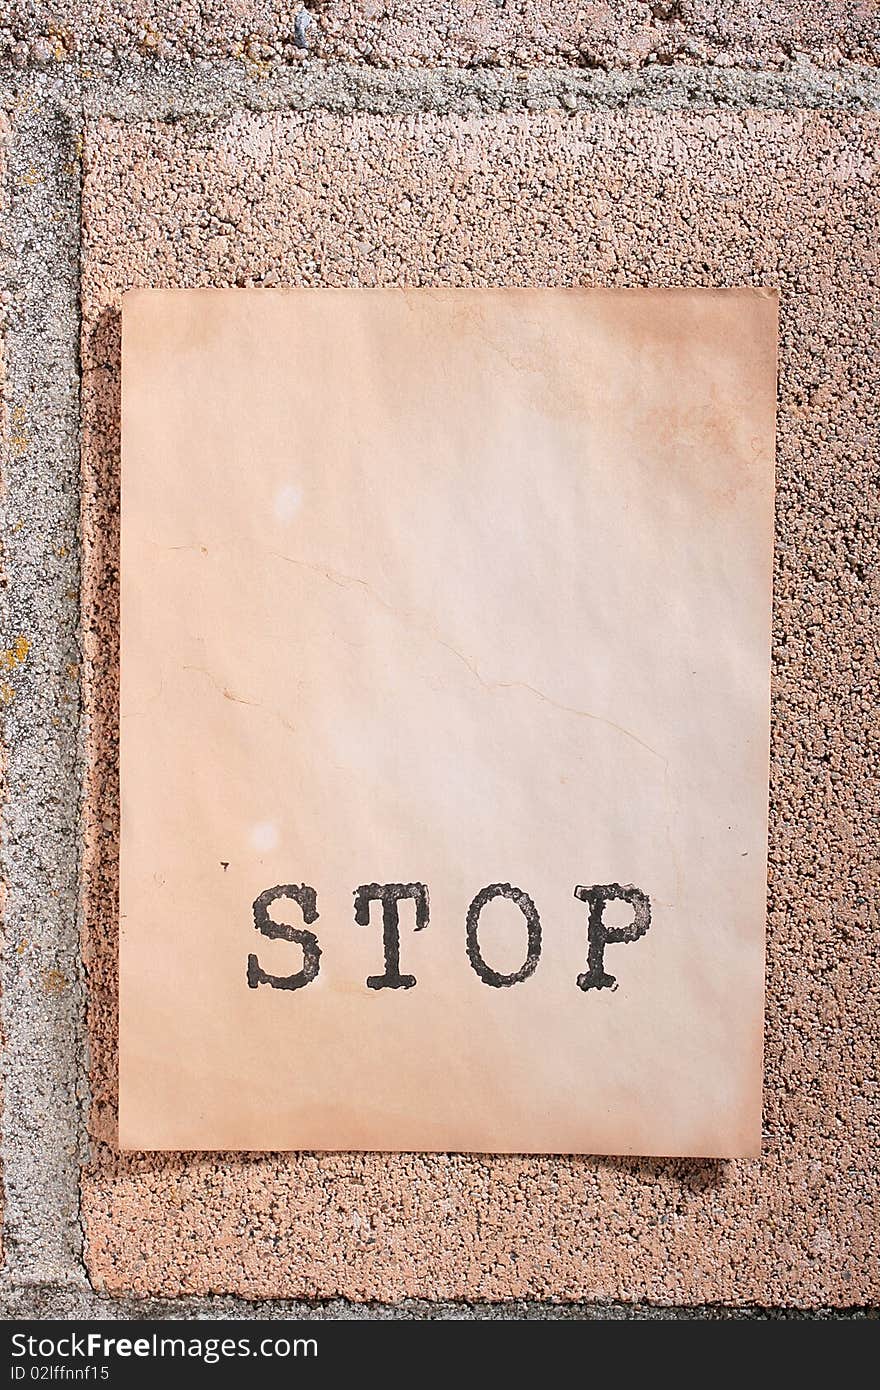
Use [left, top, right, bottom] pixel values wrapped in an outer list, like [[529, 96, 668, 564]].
[[119, 287, 776, 1156]]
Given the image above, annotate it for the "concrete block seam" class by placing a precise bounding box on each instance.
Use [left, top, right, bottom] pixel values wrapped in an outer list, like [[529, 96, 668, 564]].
[[0, 71, 89, 1289], [82, 59, 880, 119], [0, 1285, 875, 1320]]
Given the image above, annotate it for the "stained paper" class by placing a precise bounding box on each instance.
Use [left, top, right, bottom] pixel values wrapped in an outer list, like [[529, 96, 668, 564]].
[[119, 287, 776, 1156]]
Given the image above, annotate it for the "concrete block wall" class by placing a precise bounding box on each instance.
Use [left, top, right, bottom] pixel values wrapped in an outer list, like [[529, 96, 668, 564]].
[[1, 6, 878, 1319]]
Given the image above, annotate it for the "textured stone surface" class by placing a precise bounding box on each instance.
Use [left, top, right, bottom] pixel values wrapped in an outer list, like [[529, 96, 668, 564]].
[[1, 3, 879, 70], [0, 107, 7, 1267], [79, 108, 879, 1304], [0, 84, 86, 1285], [0, 1284, 869, 1318]]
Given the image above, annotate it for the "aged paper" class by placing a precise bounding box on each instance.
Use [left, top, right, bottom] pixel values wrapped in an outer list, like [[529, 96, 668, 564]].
[[119, 287, 776, 1156]]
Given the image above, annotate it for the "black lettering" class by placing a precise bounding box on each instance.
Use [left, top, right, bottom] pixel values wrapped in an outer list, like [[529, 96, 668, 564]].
[[353, 882, 429, 990], [465, 882, 542, 987], [574, 882, 651, 991], [247, 883, 321, 991]]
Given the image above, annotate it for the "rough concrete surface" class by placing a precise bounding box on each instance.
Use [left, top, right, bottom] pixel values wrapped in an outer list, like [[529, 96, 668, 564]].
[[0, 81, 85, 1287], [0, 1285, 872, 1319], [0, 104, 6, 1270], [0, 24, 878, 1323], [75, 105, 879, 1307], [1, 2, 880, 70]]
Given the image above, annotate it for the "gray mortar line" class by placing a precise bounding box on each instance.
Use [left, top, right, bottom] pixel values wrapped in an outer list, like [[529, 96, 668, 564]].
[[0, 1285, 871, 1319], [78, 58, 880, 119], [0, 70, 88, 1288]]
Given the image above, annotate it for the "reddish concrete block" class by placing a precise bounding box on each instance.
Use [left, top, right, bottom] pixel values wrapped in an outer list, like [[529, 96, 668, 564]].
[[1, 1, 878, 68], [80, 109, 879, 1303]]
